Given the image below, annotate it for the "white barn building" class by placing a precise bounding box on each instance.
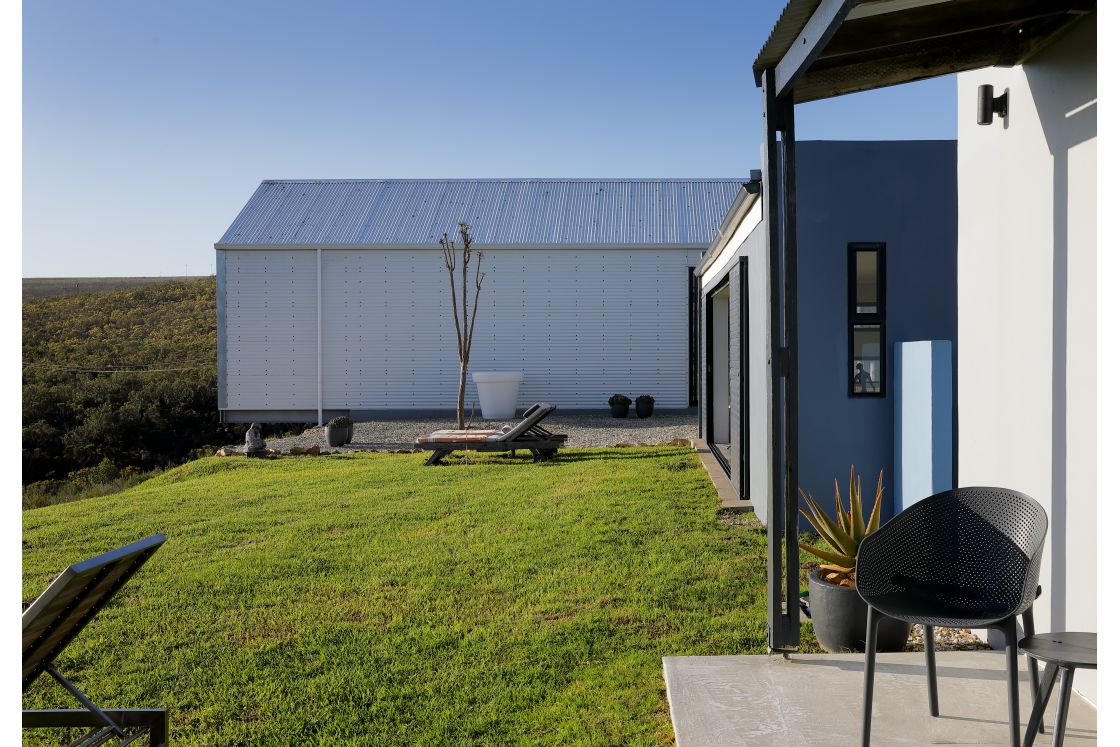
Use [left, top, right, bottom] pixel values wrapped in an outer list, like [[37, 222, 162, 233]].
[[216, 178, 740, 423]]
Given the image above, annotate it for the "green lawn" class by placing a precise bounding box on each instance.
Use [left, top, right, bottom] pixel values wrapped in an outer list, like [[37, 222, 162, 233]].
[[22, 447, 816, 746]]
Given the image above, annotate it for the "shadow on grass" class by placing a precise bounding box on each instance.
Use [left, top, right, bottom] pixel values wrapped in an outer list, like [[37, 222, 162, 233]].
[[548, 449, 694, 463], [413, 447, 696, 468]]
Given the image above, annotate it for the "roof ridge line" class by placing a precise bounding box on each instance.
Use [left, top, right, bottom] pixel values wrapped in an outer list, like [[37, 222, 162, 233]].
[[258, 177, 747, 184]]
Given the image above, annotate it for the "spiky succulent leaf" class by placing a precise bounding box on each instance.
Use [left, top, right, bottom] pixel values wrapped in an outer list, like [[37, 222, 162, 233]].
[[868, 469, 885, 533], [834, 478, 850, 534], [819, 563, 855, 574], [798, 542, 856, 567], [798, 506, 852, 557], [799, 489, 849, 553], [800, 495, 857, 556], [850, 465, 866, 542]]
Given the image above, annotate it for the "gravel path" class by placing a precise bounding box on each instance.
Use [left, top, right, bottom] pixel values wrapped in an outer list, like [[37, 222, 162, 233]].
[[257, 411, 697, 454]]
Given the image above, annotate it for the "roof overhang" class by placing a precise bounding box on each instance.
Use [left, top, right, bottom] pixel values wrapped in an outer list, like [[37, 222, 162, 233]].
[[753, 0, 1095, 103]]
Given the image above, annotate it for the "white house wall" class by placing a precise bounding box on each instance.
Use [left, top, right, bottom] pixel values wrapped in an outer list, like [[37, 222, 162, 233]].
[[222, 250, 319, 410], [957, 17, 1095, 702], [697, 213, 771, 516], [222, 247, 702, 412]]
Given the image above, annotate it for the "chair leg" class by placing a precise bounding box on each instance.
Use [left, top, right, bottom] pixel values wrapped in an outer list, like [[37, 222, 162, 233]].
[[860, 607, 882, 747], [1051, 666, 1075, 747], [1024, 662, 1060, 747], [923, 624, 939, 717], [1022, 606, 1043, 734], [1002, 618, 1022, 747]]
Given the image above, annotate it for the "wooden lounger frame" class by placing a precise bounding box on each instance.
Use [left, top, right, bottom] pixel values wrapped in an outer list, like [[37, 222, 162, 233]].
[[417, 403, 568, 465]]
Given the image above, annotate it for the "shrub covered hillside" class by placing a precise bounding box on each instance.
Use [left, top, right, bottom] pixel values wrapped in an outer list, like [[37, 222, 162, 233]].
[[22, 278, 244, 501]]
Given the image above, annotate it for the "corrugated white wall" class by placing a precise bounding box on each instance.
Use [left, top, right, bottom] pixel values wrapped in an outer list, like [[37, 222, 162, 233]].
[[223, 250, 318, 409], [222, 247, 702, 411]]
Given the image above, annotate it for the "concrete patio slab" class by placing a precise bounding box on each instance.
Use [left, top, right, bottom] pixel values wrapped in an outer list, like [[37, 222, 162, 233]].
[[664, 651, 1096, 746]]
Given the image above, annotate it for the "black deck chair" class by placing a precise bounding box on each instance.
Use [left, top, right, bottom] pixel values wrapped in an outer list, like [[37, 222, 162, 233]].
[[23, 534, 169, 747], [856, 488, 1048, 747], [416, 402, 568, 465]]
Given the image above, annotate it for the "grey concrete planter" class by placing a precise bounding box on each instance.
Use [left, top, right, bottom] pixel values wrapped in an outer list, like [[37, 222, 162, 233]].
[[807, 569, 910, 653], [324, 423, 350, 447]]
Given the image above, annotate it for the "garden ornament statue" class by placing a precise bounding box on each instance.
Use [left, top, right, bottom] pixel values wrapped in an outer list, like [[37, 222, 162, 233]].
[[245, 422, 265, 457]]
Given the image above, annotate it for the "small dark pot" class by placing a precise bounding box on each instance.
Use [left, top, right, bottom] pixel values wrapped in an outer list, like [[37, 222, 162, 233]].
[[807, 570, 910, 653], [635, 401, 654, 419], [324, 424, 350, 447], [610, 402, 630, 418]]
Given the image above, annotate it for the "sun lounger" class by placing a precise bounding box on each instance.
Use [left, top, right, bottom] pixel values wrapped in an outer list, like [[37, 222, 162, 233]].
[[417, 402, 568, 465], [23, 534, 168, 747]]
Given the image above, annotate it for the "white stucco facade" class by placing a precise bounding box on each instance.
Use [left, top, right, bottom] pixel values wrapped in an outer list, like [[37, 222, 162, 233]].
[[957, 17, 1095, 703]]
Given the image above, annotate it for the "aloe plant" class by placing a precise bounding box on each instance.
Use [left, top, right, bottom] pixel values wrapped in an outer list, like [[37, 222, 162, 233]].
[[798, 466, 885, 588]]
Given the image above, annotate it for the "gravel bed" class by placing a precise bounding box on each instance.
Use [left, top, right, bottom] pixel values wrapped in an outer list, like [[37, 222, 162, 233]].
[[255, 411, 698, 454], [905, 625, 990, 652]]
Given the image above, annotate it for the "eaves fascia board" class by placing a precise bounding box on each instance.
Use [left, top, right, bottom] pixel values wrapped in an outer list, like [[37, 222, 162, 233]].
[[694, 190, 760, 277]]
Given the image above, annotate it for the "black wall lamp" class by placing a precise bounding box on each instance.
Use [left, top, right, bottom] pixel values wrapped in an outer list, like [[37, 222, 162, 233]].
[[976, 84, 1009, 125]]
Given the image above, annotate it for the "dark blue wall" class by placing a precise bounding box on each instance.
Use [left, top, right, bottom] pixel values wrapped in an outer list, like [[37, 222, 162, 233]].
[[795, 140, 957, 520]]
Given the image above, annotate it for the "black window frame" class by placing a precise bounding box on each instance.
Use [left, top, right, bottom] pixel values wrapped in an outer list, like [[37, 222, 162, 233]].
[[738, 256, 749, 498], [847, 243, 886, 398], [688, 267, 699, 407]]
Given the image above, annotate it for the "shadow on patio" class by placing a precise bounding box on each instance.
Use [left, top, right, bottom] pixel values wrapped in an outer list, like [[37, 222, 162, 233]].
[[664, 651, 1096, 746]]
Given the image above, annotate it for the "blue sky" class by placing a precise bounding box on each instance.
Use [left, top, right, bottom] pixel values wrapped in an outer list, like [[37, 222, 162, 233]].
[[23, 0, 956, 277]]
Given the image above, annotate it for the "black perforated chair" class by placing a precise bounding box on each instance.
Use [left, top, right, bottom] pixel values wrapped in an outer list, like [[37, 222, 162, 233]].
[[856, 487, 1048, 747]]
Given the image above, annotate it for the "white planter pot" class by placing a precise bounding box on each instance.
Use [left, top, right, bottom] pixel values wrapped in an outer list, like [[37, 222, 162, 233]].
[[471, 371, 523, 419]]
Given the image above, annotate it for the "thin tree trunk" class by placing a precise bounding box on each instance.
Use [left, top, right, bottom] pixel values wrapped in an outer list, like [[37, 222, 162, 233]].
[[441, 223, 484, 431], [457, 362, 467, 429]]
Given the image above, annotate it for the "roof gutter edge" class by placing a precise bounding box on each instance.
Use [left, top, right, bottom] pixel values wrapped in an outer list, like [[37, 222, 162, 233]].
[[694, 188, 758, 277]]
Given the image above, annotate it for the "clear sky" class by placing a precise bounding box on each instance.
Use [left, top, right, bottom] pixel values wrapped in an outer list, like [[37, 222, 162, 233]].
[[22, 0, 956, 278]]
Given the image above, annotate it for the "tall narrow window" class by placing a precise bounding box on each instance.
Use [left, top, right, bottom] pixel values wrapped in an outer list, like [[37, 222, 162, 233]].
[[849, 243, 885, 396]]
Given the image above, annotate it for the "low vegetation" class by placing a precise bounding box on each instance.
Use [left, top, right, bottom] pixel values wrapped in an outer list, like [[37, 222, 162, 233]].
[[23, 448, 818, 745], [22, 278, 301, 507]]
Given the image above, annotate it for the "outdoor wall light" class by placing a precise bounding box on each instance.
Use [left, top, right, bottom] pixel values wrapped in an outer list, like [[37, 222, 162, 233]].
[[744, 169, 763, 194], [976, 84, 1009, 125]]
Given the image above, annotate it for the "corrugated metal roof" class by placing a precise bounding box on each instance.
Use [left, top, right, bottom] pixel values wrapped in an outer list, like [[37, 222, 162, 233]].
[[753, 0, 823, 80], [217, 179, 744, 248]]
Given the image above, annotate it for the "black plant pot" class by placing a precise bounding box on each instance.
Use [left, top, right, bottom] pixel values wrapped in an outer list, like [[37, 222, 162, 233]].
[[610, 403, 630, 418], [807, 570, 911, 653], [635, 401, 654, 419], [324, 424, 350, 447]]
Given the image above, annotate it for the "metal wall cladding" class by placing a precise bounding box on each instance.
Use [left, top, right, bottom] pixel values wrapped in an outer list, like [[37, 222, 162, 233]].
[[221, 248, 703, 411], [223, 251, 318, 409], [219, 180, 742, 248]]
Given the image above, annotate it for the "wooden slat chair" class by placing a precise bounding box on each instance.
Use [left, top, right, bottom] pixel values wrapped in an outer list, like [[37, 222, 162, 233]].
[[417, 402, 568, 465], [23, 534, 169, 747]]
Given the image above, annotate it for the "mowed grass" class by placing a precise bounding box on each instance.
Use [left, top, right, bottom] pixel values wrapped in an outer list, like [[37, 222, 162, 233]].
[[23, 447, 811, 746]]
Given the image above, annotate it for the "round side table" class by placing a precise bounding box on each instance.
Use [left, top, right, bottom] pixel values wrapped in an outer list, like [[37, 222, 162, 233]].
[[1019, 632, 1095, 747]]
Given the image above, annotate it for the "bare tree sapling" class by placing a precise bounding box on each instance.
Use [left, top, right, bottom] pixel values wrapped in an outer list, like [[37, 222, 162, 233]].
[[439, 222, 486, 429]]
